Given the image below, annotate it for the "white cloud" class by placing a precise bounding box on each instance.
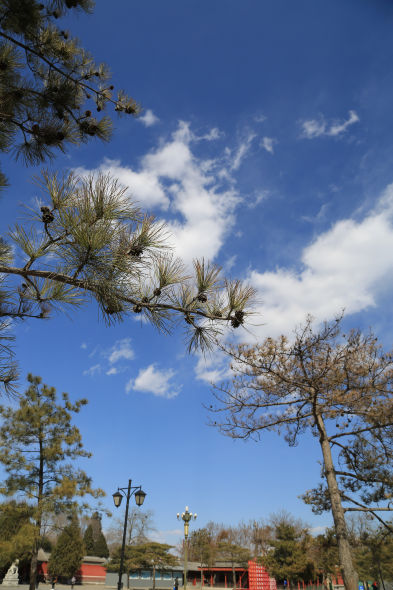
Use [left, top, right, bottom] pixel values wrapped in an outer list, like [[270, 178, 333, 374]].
[[196, 127, 222, 141], [80, 342, 87, 349], [247, 190, 270, 209], [260, 136, 276, 154], [310, 525, 327, 535], [126, 364, 180, 399], [76, 158, 169, 209], [301, 110, 359, 139], [79, 121, 243, 266], [230, 133, 256, 170], [149, 529, 183, 543], [301, 118, 327, 139], [83, 364, 101, 377], [329, 110, 359, 136], [108, 338, 134, 364], [106, 367, 118, 376], [194, 350, 232, 384], [247, 183, 393, 338], [138, 109, 159, 127]]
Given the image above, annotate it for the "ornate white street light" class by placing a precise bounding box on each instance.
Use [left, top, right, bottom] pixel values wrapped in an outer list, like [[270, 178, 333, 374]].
[[177, 506, 197, 590]]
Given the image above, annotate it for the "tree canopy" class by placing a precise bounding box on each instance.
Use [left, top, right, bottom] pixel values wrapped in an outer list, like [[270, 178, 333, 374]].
[[211, 316, 393, 590], [0, 374, 103, 590], [83, 512, 109, 557], [261, 517, 314, 583], [0, 0, 139, 191], [48, 513, 84, 580], [0, 172, 255, 394], [0, 500, 35, 571]]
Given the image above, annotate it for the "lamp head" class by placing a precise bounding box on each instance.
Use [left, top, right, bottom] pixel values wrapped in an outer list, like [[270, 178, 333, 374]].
[[134, 488, 146, 506], [112, 490, 122, 508]]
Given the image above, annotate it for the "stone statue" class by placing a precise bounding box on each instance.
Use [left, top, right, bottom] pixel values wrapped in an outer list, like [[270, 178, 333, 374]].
[[2, 560, 19, 586]]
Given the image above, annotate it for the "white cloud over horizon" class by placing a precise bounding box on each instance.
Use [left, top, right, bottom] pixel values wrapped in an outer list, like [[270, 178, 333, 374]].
[[246, 183, 393, 338], [126, 364, 180, 398], [301, 110, 359, 139]]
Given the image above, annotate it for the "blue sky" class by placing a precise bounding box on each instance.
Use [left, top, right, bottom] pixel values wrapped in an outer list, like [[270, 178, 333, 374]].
[[2, 0, 393, 544]]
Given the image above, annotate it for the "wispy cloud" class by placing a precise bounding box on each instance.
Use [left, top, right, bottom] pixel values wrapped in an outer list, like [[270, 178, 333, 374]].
[[260, 136, 276, 154], [108, 338, 134, 364], [301, 110, 359, 139], [126, 364, 180, 399], [83, 364, 101, 377], [83, 338, 134, 378], [194, 350, 232, 384], [247, 183, 393, 338], [138, 109, 159, 127], [149, 529, 183, 543], [230, 132, 256, 170]]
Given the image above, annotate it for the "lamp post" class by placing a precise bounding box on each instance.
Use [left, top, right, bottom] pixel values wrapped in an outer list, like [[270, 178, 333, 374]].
[[113, 480, 146, 590], [177, 506, 197, 590]]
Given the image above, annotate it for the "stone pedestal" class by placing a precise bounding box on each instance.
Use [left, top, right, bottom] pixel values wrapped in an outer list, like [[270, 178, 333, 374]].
[[2, 560, 19, 586]]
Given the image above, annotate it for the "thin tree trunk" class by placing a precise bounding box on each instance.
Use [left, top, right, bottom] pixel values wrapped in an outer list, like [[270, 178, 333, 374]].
[[30, 434, 44, 590], [315, 414, 358, 590], [232, 564, 236, 590], [377, 560, 385, 590], [29, 542, 39, 590]]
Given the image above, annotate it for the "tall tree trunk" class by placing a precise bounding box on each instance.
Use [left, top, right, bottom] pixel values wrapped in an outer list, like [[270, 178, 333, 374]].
[[232, 564, 236, 590], [315, 414, 358, 590], [29, 540, 39, 590], [30, 435, 44, 590]]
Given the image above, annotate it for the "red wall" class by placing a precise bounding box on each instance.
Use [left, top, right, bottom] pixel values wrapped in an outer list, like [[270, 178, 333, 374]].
[[38, 561, 106, 584]]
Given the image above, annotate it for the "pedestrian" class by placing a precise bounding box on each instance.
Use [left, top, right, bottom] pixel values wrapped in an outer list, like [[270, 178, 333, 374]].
[[71, 576, 76, 589]]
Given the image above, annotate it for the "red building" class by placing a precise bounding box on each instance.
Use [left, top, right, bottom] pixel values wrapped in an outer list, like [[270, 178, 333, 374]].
[[185, 560, 276, 590], [37, 550, 107, 584]]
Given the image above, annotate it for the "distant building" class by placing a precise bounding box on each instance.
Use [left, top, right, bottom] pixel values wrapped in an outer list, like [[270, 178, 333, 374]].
[[106, 561, 276, 590]]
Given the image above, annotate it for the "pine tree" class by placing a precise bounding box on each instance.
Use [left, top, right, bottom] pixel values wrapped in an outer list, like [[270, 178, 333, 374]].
[[0, 4, 255, 397], [0, 500, 34, 570], [0, 374, 103, 590], [0, 172, 255, 394], [48, 514, 84, 580], [83, 525, 95, 556], [211, 315, 393, 590], [354, 527, 393, 587], [94, 531, 109, 558], [261, 520, 314, 584], [0, 0, 139, 191]]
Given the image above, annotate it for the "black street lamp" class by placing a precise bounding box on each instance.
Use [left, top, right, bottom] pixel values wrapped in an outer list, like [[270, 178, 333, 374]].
[[113, 479, 147, 590]]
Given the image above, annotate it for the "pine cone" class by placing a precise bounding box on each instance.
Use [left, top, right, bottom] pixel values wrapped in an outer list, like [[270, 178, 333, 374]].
[[40, 206, 54, 224]]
